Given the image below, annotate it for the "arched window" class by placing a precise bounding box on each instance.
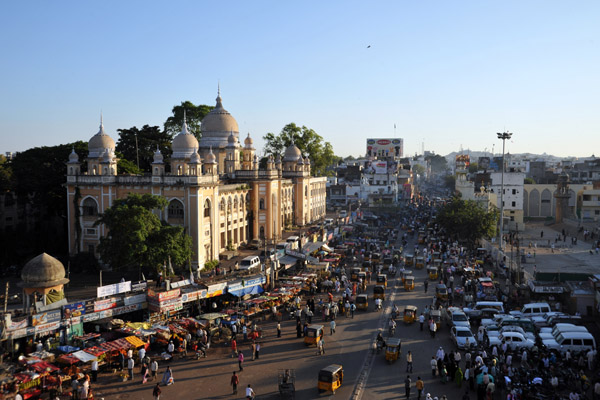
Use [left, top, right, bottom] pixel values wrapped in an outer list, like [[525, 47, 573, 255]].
[[177, 165, 183, 175], [82, 198, 98, 217], [233, 197, 238, 210], [204, 199, 211, 218], [168, 200, 184, 219], [220, 198, 226, 212]]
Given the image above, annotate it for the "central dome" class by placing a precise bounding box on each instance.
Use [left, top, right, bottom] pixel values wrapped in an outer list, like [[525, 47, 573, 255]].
[[283, 143, 302, 162], [88, 118, 116, 158], [199, 91, 239, 149], [19, 253, 70, 288]]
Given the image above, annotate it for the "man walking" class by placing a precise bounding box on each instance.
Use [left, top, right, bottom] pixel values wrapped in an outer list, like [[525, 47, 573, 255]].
[[406, 351, 413, 373], [430, 356, 437, 377], [277, 322, 281, 338], [405, 375, 412, 398], [230, 371, 239, 395], [424, 279, 429, 293], [416, 376, 424, 399], [251, 341, 257, 361], [330, 319, 336, 335], [419, 313, 424, 331], [127, 357, 135, 381], [152, 383, 161, 400], [238, 351, 244, 371]]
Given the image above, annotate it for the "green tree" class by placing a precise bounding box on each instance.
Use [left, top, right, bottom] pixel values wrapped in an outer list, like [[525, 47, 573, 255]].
[[468, 162, 479, 174], [116, 125, 172, 173], [163, 101, 214, 141], [444, 175, 456, 190], [426, 154, 448, 174], [524, 177, 536, 184], [263, 123, 337, 176], [435, 197, 498, 247], [0, 154, 12, 192], [412, 164, 426, 177], [94, 194, 192, 272]]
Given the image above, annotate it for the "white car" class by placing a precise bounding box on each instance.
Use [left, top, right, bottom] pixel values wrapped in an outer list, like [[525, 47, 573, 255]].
[[487, 326, 535, 345], [490, 332, 535, 351], [451, 326, 477, 350], [446, 307, 471, 329]]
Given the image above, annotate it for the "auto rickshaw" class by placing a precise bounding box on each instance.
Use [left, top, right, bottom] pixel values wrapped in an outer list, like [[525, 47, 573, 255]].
[[427, 266, 438, 280], [401, 270, 413, 285], [385, 338, 402, 364], [432, 251, 441, 260], [415, 256, 425, 270], [317, 364, 343, 394], [435, 283, 448, 301], [376, 274, 387, 288], [304, 325, 324, 346], [433, 259, 442, 269], [373, 285, 385, 301], [351, 267, 361, 282], [404, 275, 415, 291], [430, 309, 442, 330], [418, 230, 426, 244], [356, 294, 368, 311], [403, 305, 418, 324], [404, 254, 414, 267]]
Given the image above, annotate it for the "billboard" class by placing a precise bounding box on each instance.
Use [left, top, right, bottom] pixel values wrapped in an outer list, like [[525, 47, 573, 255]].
[[364, 160, 399, 174], [366, 138, 403, 158]]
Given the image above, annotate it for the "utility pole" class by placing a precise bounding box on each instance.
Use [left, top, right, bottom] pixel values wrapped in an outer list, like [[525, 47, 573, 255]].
[[134, 133, 140, 169], [3, 282, 8, 315]]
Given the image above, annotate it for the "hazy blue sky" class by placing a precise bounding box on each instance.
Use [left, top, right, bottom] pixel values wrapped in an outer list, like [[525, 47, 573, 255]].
[[1, 1, 598, 158]]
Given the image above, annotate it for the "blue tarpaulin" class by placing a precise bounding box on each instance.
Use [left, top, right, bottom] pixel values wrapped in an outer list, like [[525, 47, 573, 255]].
[[229, 284, 264, 297]]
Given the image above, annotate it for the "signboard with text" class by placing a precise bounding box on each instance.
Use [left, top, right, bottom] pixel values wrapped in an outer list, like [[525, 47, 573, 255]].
[[63, 302, 86, 319], [97, 281, 132, 298], [366, 138, 403, 158], [31, 309, 61, 327]]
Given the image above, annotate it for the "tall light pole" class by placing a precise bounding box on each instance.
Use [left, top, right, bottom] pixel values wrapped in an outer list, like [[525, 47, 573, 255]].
[[497, 131, 513, 251]]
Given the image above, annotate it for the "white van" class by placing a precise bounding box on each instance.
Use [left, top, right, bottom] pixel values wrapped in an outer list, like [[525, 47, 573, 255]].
[[464, 301, 505, 318], [542, 331, 596, 354], [539, 323, 588, 340], [520, 302, 552, 318], [239, 256, 261, 271]]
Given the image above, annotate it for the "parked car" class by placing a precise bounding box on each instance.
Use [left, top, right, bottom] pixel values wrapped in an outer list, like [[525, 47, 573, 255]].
[[542, 331, 596, 354], [248, 238, 263, 250], [445, 307, 471, 329], [487, 325, 535, 344], [539, 323, 588, 341], [451, 326, 477, 350], [490, 332, 535, 351]]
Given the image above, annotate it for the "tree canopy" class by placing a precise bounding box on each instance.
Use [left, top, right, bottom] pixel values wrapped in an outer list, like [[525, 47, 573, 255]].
[[94, 194, 192, 273], [116, 125, 172, 173], [263, 123, 337, 176], [426, 154, 448, 174], [434, 197, 498, 247], [412, 164, 426, 177], [163, 101, 214, 141]]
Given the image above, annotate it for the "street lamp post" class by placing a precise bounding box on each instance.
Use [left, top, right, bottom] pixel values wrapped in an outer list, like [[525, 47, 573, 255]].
[[497, 131, 513, 252]]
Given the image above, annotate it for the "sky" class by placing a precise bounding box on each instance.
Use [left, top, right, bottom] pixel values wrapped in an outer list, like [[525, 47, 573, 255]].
[[1, 1, 599, 159]]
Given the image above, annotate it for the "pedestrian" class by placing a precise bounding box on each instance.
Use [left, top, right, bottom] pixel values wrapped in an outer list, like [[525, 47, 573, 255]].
[[424, 279, 429, 293], [161, 366, 173, 386], [455, 366, 464, 387], [416, 376, 424, 400], [430, 356, 437, 377], [251, 341, 256, 361], [71, 377, 79, 400], [277, 322, 281, 338], [351, 302, 356, 318], [141, 359, 149, 383], [406, 351, 413, 373], [430, 321, 437, 338], [330, 319, 336, 335], [150, 359, 158, 381], [255, 342, 261, 359], [405, 375, 412, 398], [231, 371, 239, 395], [153, 383, 161, 400], [317, 337, 325, 355], [127, 357, 135, 381], [419, 313, 424, 331], [231, 338, 238, 358], [243, 324, 248, 341], [238, 351, 244, 371], [118, 351, 125, 371], [246, 384, 255, 400], [91, 359, 98, 382], [296, 321, 302, 338], [167, 341, 174, 355]]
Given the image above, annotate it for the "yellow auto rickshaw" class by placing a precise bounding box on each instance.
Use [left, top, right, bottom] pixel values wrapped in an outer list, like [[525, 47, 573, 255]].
[[404, 254, 414, 267], [403, 305, 418, 324], [435, 283, 448, 301], [356, 294, 368, 311], [433, 259, 442, 269], [304, 324, 324, 346], [401, 270, 413, 285], [351, 267, 361, 282], [376, 274, 387, 288], [418, 230, 426, 244], [430, 309, 442, 330], [415, 256, 425, 270], [385, 337, 402, 364], [432, 251, 441, 260], [404, 275, 415, 291], [373, 285, 385, 301], [318, 364, 343, 394], [427, 266, 438, 281]]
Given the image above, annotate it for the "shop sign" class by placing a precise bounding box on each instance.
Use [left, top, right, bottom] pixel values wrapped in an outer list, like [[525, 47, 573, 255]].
[[31, 309, 61, 326], [84, 300, 95, 314], [181, 289, 206, 303], [94, 298, 117, 312], [63, 302, 86, 318], [6, 318, 29, 331], [131, 280, 147, 292], [70, 316, 82, 324], [124, 293, 146, 306], [97, 281, 132, 298], [171, 279, 193, 288], [148, 288, 180, 302], [207, 282, 227, 298], [228, 276, 265, 293], [148, 299, 182, 312]]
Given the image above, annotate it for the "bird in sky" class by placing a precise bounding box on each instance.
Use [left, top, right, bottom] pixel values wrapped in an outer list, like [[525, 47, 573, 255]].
[[367, 45, 371, 48]]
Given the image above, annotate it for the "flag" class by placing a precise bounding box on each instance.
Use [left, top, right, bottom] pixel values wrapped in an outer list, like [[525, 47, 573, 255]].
[[394, 124, 396, 129]]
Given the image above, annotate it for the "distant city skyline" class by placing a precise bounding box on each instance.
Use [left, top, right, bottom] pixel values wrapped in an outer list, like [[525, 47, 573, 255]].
[[1, 1, 598, 159]]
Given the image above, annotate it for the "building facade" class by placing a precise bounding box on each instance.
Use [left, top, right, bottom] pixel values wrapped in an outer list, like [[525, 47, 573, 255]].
[[65, 92, 326, 270]]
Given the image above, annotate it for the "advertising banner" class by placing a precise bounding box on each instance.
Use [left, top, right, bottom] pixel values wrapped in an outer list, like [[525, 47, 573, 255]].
[[63, 302, 86, 319], [94, 298, 117, 312], [206, 282, 227, 298], [366, 138, 403, 158], [97, 281, 132, 298], [131, 281, 147, 292], [181, 289, 207, 303], [6, 318, 29, 331], [31, 309, 61, 327], [124, 293, 146, 306]]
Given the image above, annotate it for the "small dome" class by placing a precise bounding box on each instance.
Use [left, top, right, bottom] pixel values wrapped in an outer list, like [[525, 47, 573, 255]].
[[102, 148, 113, 163], [275, 154, 282, 164], [88, 117, 116, 158], [244, 133, 254, 148], [297, 157, 304, 165], [153, 147, 164, 163], [304, 156, 311, 165], [190, 148, 201, 164], [227, 131, 238, 148], [172, 116, 199, 159], [68, 148, 79, 163], [19, 253, 70, 288], [205, 147, 217, 164], [284, 142, 302, 162]]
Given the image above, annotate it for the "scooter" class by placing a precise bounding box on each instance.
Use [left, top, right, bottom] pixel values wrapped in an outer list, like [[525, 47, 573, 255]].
[[194, 343, 207, 359]]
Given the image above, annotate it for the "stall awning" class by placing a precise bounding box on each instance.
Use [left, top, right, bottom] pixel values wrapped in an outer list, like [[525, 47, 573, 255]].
[[229, 285, 264, 297], [72, 350, 98, 363], [278, 255, 299, 268], [302, 242, 324, 254], [125, 335, 146, 348], [321, 244, 334, 252]]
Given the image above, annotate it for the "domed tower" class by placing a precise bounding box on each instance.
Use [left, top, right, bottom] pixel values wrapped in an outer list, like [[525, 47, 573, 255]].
[[18, 253, 70, 310], [66, 147, 81, 176], [189, 147, 202, 176], [304, 156, 311, 174], [87, 115, 116, 175], [555, 171, 572, 223], [199, 88, 239, 173], [242, 133, 255, 170], [204, 147, 217, 175], [152, 146, 165, 176], [100, 148, 118, 176], [282, 138, 302, 174], [171, 111, 199, 175], [225, 131, 240, 176]]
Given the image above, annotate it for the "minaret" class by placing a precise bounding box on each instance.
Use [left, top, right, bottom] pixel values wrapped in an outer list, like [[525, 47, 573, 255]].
[[189, 147, 201, 176], [242, 133, 255, 170], [67, 147, 81, 176], [204, 146, 217, 175], [152, 146, 165, 176], [225, 131, 239, 175]]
